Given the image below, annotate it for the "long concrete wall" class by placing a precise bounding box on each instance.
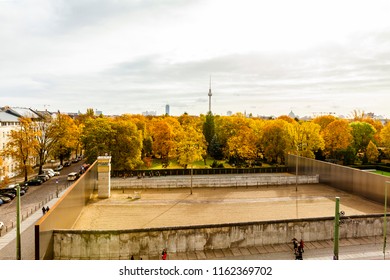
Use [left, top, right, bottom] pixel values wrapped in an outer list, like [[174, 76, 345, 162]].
[[288, 155, 390, 204], [111, 174, 319, 189], [34, 162, 98, 260], [53, 215, 389, 260]]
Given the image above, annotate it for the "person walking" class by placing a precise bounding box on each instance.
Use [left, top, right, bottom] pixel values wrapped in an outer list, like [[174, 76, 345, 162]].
[[162, 249, 167, 260], [42, 207, 46, 215], [291, 238, 298, 254], [300, 239, 305, 253], [296, 245, 303, 260]]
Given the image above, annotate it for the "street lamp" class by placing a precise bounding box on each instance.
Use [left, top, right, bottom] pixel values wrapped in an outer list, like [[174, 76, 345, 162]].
[[295, 146, 298, 192], [56, 178, 59, 198], [384, 182, 389, 260]]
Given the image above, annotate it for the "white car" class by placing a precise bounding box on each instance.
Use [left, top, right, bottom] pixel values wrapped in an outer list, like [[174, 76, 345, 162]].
[[0, 221, 4, 230], [43, 168, 60, 176]]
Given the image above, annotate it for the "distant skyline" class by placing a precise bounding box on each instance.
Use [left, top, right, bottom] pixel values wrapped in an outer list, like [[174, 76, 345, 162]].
[[1, 0, 390, 118]]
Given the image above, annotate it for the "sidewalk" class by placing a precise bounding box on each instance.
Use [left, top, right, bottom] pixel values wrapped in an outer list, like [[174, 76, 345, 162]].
[[0, 190, 64, 254]]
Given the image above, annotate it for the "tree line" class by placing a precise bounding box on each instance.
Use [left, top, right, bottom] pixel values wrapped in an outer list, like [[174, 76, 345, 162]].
[[2, 109, 390, 182]]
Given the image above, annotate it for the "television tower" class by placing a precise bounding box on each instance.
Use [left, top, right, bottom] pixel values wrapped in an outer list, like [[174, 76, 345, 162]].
[[208, 76, 212, 113]]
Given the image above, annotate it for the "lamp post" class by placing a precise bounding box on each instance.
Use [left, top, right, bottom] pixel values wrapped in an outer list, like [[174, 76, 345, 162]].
[[384, 182, 389, 260], [333, 197, 340, 260], [295, 146, 299, 192], [16, 184, 21, 260]]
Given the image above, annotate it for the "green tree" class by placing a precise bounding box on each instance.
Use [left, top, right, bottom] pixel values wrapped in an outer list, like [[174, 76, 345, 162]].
[[202, 111, 215, 154], [81, 117, 114, 164], [209, 134, 224, 160], [350, 121, 376, 153]]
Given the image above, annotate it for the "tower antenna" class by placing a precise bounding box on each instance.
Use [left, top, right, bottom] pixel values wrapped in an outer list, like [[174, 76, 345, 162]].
[[208, 75, 212, 113]]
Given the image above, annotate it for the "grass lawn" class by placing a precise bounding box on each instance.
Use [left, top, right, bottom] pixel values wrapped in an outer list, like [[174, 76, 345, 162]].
[[142, 158, 272, 169], [373, 170, 390, 177]]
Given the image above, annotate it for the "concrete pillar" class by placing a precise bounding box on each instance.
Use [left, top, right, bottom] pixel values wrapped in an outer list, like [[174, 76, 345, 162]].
[[98, 156, 111, 198]]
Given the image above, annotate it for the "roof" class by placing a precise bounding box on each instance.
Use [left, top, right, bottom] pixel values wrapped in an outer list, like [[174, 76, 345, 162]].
[[2, 106, 41, 119], [0, 111, 20, 123]]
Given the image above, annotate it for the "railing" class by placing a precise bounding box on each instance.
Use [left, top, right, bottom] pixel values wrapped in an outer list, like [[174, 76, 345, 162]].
[[0, 182, 72, 237], [111, 166, 289, 178]]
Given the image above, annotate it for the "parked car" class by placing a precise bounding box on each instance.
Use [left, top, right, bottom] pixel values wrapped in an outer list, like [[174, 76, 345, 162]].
[[0, 191, 15, 199], [38, 173, 50, 182], [1, 186, 25, 196], [64, 161, 72, 167], [54, 164, 63, 171], [67, 172, 79, 181], [0, 195, 11, 203], [26, 177, 43, 186], [43, 168, 60, 176]]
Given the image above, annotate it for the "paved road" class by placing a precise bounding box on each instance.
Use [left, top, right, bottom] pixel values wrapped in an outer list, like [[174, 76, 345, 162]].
[[0, 161, 84, 233], [0, 161, 85, 260]]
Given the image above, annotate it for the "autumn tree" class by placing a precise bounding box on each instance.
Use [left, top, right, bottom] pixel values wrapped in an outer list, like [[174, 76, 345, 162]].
[[3, 117, 39, 181], [110, 117, 143, 170], [312, 115, 337, 131], [176, 124, 206, 194], [366, 140, 379, 163], [226, 126, 257, 166], [292, 121, 325, 159], [51, 113, 79, 165], [261, 119, 292, 164], [35, 114, 71, 174], [322, 119, 353, 159], [380, 122, 390, 158], [149, 117, 181, 167], [176, 125, 206, 168]]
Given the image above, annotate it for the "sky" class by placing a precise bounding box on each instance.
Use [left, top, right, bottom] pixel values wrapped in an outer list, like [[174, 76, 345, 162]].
[[1, 0, 390, 118]]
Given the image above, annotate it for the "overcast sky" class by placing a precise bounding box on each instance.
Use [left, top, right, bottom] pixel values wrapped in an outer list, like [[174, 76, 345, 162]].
[[1, 0, 390, 118]]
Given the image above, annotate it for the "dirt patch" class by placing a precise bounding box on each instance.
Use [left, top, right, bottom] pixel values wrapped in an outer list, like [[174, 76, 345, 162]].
[[72, 184, 386, 230]]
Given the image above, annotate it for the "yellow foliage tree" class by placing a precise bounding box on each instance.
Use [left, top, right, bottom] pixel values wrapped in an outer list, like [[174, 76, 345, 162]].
[[3, 117, 39, 181], [322, 119, 353, 158], [366, 140, 379, 163]]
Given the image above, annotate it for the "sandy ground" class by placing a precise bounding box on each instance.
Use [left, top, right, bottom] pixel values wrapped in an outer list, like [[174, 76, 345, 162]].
[[72, 184, 386, 230]]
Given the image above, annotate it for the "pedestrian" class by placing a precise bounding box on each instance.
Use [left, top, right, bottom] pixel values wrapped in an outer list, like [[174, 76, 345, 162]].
[[42, 207, 46, 215], [162, 249, 167, 260], [130, 255, 134, 260], [300, 239, 305, 253], [292, 238, 298, 254], [296, 244, 303, 260], [46, 206, 50, 212]]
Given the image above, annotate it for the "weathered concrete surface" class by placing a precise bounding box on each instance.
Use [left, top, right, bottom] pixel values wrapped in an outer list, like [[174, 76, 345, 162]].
[[53, 184, 389, 259], [110, 174, 319, 189], [54, 215, 390, 259]]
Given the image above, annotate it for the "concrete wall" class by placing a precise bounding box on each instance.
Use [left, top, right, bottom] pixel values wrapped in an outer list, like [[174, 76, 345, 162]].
[[111, 174, 319, 189], [288, 155, 390, 204], [53, 214, 389, 260], [35, 162, 98, 260]]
